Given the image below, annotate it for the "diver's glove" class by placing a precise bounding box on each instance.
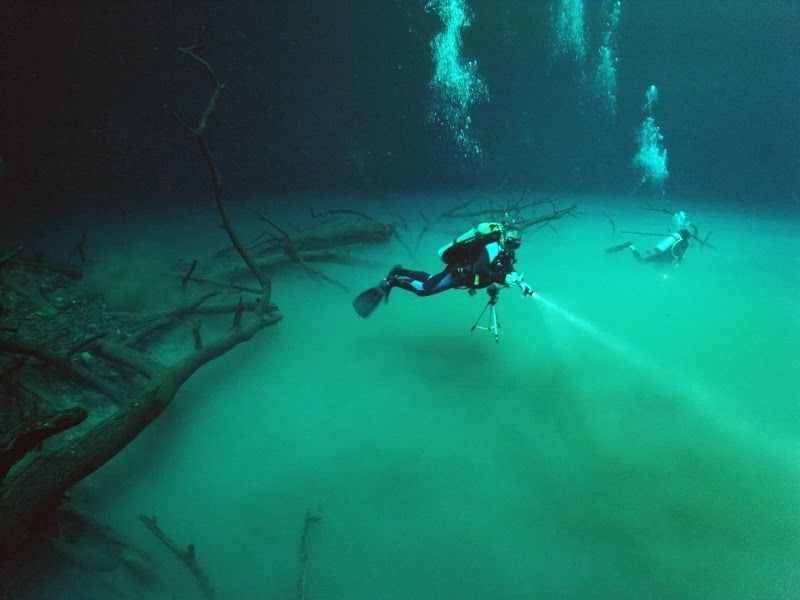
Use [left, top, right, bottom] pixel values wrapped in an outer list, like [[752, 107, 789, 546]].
[[505, 272, 534, 297], [504, 272, 524, 286]]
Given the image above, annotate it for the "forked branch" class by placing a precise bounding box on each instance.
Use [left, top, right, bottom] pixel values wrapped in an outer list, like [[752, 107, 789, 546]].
[[177, 34, 270, 308]]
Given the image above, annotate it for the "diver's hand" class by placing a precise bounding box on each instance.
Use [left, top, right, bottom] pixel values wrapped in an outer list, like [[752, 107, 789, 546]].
[[504, 272, 524, 286], [518, 281, 534, 297]]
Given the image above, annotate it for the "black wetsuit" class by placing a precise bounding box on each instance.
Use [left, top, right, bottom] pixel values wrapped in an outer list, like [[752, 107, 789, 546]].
[[391, 241, 516, 297]]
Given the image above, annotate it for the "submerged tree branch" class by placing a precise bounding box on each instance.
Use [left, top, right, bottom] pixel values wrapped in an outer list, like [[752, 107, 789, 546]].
[[177, 39, 270, 308], [140, 514, 216, 600]]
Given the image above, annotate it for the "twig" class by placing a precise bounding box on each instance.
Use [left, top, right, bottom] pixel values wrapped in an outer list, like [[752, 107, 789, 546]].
[[139, 515, 216, 600], [180, 274, 261, 295], [0, 247, 23, 271], [232, 297, 244, 328], [310, 208, 379, 223], [442, 193, 575, 228], [694, 229, 716, 251], [686, 223, 716, 250], [191, 320, 203, 350], [296, 508, 322, 600], [181, 259, 198, 290], [602, 211, 617, 238], [390, 228, 417, 261], [439, 198, 474, 218], [640, 205, 674, 216], [123, 292, 223, 346], [67, 233, 88, 265], [391, 212, 409, 232], [517, 203, 577, 233], [265, 220, 350, 293], [620, 230, 666, 237], [125, 298, 268, 349], [411, 211, 432, 259]]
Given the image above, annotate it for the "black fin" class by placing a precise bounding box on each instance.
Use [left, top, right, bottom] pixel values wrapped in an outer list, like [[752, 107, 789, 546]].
[[352, 286, 386, 318], [605, 241, 632, 254]]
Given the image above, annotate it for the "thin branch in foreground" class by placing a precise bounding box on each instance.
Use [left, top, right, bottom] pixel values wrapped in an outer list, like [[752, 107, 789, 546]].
[[390, 228, 416, 261], [640, 205, 674, 216], [191, 320, 203, 350], [602, 211, 617, 238], [176, 37, 270, 309], [140, 515, 216, 600], [67, 232, 88, 265], [232, 297, 244, 328], [265, 219, 350, 293], [310, 208, 379, 223], [181, 259, 198, 290], [620, 230, 665, 237], [411, 210, 432, 259], [295, 508, 322, 600], [0, 247, 23, 271]]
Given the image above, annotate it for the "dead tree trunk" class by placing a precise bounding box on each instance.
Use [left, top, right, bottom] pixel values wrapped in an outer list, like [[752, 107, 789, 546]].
[[0, 310, 278, 554], [0, 36, 285, 559]]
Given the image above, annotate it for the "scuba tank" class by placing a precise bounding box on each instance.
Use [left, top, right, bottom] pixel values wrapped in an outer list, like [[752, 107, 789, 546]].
[[438, 222, 504, 264], [654, 232, 682, 254], [654, 231, 689, 260]]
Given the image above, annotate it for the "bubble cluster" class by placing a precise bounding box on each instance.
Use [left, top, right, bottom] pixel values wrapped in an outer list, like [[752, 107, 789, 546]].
[[633, 85, 669, 194], [594, 0, 621, 118], [552, 0, 588, 64], [426, 0, 488, 158]]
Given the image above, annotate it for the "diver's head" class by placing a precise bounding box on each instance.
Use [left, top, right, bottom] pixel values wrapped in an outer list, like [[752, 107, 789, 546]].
[[679, 228, 692, 241], [503, 228, 522, 250]]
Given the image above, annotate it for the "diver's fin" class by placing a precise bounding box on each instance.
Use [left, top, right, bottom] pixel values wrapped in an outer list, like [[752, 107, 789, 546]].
[[352, 286, 386, 318], [605, 241, 633, 254]]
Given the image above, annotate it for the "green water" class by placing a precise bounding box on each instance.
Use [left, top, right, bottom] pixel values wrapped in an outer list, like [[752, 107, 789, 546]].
[[47, 193, 800, 598]]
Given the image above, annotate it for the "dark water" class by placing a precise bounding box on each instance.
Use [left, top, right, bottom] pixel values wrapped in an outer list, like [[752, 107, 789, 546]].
[[1, 2, 798, 599], [2, 1, 798, 224]]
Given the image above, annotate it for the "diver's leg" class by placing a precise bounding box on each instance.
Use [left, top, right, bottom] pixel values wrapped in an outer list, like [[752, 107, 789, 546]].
[[605, 241, 633, 254], [390, 269, 458, 297], [396, 267, 431, 281], [379, 265, 427, 297], [629, 245, 648, 264], [419, 270, 459, 295], [381, 265, 429, 294]]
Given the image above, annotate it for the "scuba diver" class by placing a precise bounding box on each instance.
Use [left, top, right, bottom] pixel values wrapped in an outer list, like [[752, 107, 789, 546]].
[[605, 210, 692, 265], [353, 222, 534, 318]]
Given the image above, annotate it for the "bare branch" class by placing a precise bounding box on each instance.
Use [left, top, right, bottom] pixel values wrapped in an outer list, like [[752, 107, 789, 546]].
[[176, 41, 271, 309], [66, 232, 88, 265], [310, 208, 379, 223], [140, 515, 216, 600], [181, 259, 198, 290], [265, 220, 350, 292], [0, 247, 23, 271], [295, 508, 322, 600]]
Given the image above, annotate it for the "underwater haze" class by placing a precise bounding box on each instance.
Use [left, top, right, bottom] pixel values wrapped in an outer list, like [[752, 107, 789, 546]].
[[1, 1, 799, 599]]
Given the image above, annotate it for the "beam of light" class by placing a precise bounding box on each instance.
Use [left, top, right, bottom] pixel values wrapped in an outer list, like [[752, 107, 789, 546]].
[[532, 292, 673, 381]]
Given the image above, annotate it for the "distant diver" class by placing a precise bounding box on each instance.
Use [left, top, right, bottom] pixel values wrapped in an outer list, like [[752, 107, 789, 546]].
[[606, 210, 693, 265], [353, 221, 534, 318]]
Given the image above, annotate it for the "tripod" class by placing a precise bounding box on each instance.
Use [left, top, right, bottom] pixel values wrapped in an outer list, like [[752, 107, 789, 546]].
[[471, 285, 501, 343]]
